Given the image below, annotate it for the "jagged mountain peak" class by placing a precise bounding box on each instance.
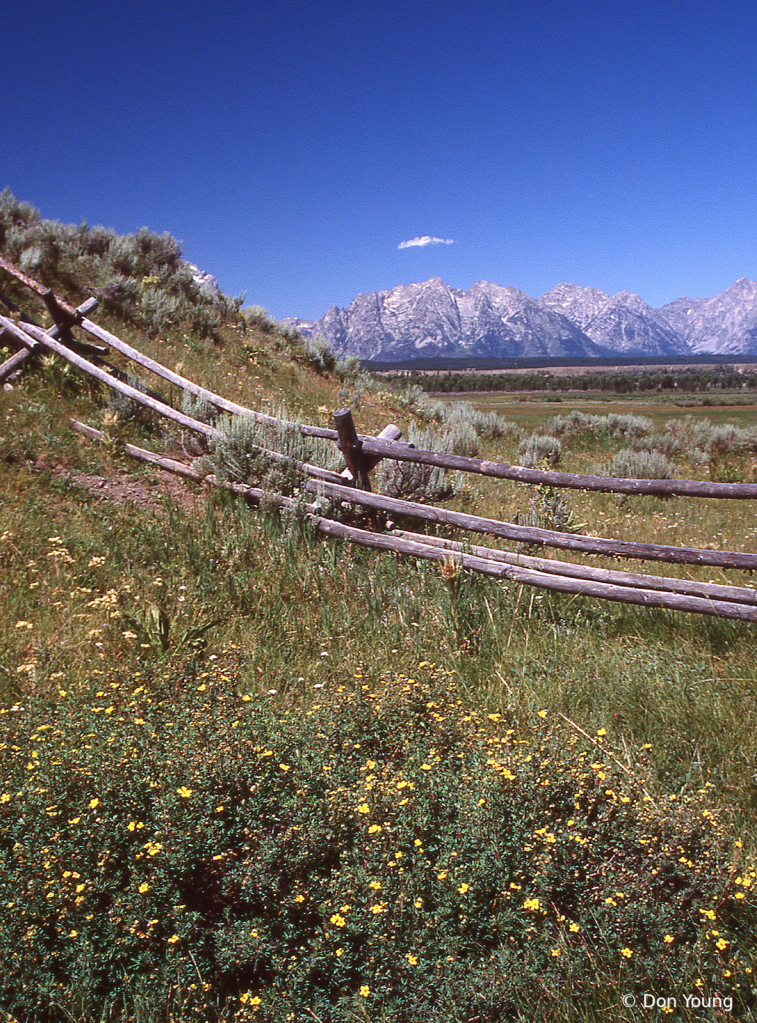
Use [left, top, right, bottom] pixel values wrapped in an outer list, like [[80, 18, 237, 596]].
[[581, 290, 688, 356], [294, 276, 757, 361], [673, 277, 757, 354], [608, 289, 642, 305], [298, 278, 604, 361], [538, 283, 611, 329], [720, 277, 757, 302]]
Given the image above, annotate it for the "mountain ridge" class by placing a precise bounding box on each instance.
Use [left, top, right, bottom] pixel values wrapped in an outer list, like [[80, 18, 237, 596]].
[[284, 278, 757, 362]]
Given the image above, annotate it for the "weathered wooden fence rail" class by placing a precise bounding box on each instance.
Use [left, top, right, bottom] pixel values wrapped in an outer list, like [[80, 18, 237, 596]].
[[302, 476, 757, 571], [354, 435, 757, 500], [3, 255, 757, 622], [390, 529, 757, 605], [0, 295, 100, 383], [66, 422, 757, 624]]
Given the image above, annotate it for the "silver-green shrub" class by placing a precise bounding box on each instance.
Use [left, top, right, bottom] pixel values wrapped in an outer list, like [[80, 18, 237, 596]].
[[547, 410, 605, 437], [634, 431, 684, 456], [335, 355, 362, 381], [396, 384, 426, 411], [695, 422, 757, 455], [203, 410, 325, 497], [300, 335, 337, 374], [519, 433, 562, 469], [607, 448, 676, 479], [444, 402, 513, 442], [444, 416, 479, 457], [374, 422, 460, 502], [633, 418, 757, 461], [180, 391, 219, 426], [241, 305, 276, 333], [606, 413, 654, 438], [470, 409, 514, 439], [415, 396, 447, 423], [548, 410, 652, 440]]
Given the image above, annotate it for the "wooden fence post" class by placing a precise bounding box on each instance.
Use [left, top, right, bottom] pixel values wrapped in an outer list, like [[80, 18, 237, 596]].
[[0, 254, 84, 324], [334, 408, 371, 490], [340, 422, 403, 483], [0, 296, 100, 383]]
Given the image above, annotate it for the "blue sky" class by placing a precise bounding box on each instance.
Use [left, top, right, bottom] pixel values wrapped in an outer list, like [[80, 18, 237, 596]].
[[4, 0, 757, 319]]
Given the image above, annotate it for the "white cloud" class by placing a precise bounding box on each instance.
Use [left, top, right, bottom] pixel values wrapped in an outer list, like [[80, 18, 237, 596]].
[[398, 235, 455, 250]]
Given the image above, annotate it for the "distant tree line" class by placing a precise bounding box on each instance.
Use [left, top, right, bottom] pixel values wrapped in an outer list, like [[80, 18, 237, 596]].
[[400, 367, 757, 394]]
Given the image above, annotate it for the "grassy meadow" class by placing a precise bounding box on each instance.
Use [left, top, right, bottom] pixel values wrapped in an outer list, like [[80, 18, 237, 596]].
[[440, 389, 757, 433], [1, 197, 757, 1020]]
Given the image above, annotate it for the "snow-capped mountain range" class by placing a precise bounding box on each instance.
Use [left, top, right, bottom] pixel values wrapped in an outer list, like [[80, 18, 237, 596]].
[[283, 277, 757, 361]]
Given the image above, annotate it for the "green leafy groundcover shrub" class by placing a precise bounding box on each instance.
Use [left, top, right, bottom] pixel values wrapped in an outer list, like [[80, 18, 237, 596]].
[[1, 663, 755, 1022]]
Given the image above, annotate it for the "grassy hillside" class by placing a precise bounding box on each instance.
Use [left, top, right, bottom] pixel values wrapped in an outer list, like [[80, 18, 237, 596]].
[[1, 193, 756, 1021]]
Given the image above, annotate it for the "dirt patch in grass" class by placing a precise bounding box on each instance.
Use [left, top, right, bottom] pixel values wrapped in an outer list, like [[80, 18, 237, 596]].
[[48, 463, 202, 513]]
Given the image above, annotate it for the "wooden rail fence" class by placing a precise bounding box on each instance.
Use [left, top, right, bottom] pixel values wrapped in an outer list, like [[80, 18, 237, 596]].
[[2, 255, 757, 623]]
